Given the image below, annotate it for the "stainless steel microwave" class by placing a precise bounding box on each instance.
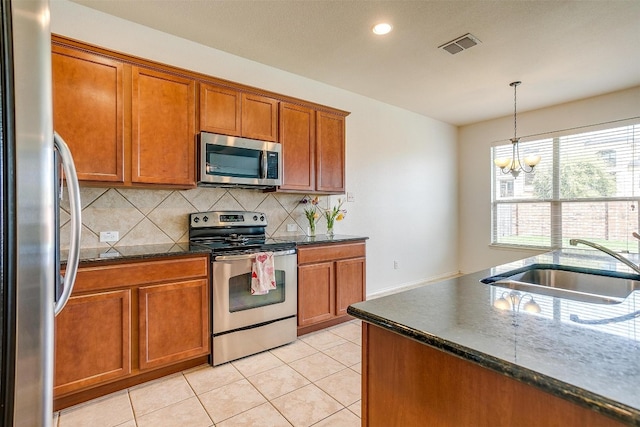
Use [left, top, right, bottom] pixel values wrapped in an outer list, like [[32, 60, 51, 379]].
[[198, 132, 282, 188]]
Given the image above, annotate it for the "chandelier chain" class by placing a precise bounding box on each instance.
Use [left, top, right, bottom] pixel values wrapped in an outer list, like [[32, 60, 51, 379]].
[[513, 82, 517, 140]]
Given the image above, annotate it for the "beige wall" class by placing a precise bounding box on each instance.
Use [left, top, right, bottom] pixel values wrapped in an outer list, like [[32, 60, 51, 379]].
[[458, 86, 640, 274], [52, 0, 459, 296]]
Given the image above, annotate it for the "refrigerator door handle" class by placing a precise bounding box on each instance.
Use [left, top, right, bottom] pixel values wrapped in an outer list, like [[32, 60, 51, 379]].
[[53, 132, 81, 316]]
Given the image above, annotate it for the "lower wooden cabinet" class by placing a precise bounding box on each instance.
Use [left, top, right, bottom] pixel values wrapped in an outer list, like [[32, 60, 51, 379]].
[[297, 240, 366, 335], [54, 289, 131, 397], [138, 279, 209, 370], [298, 261, 335, 326], [54, 255, 210, 410]]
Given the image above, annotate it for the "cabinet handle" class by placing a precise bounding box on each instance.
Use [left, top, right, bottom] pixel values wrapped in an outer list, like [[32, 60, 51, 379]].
[[54, 132, 81, 316]]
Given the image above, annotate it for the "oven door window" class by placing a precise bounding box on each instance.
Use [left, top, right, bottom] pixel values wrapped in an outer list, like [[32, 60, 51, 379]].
[[228, 270, 285, 312], [206, 144, 262, 179]]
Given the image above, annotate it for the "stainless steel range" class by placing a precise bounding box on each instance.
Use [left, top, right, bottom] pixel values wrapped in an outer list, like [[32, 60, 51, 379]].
[[189, 211, 297, 365]]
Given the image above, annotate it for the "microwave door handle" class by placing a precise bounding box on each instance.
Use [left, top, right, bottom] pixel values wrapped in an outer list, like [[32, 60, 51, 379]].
[[261, 150, 268, 179]]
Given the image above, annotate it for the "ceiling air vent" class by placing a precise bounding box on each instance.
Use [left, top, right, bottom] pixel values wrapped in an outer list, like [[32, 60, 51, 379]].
[[439, 33, 481, 55]]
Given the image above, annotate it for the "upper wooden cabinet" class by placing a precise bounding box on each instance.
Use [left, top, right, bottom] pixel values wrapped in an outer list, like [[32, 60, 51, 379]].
[[199, 84, 241, 136], [242, 93, 279, 141], [52, 35, 349, 192], [279, 104, 347, 194], [52, 44, 125, 183], [131, 67, 196, 186], [316, 111, 346, 193], [199, 83, 279, 142], [279, 102, 316, 191], [52, 36, 197, 188]]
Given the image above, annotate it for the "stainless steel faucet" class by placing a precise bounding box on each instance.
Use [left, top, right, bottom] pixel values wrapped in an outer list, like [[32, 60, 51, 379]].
[[569, 238, 640, 274]]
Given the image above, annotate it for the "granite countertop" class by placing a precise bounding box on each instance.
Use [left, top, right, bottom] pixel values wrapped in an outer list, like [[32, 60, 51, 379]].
[[64, 243, 211, 265], [348, 249, 640, 425], [67, 235, 369, 264], [274, 234, 369, 245]]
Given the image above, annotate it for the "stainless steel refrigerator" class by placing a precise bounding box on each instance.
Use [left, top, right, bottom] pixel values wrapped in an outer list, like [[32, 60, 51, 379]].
[[1, 0, 81, 425]]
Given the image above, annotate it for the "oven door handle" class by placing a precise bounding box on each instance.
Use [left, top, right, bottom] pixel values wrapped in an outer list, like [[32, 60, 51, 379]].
[[214, 249, 296, 261]]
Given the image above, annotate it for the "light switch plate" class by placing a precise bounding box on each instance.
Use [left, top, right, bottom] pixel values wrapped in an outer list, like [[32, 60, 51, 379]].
[[100, 231, 119, 242]]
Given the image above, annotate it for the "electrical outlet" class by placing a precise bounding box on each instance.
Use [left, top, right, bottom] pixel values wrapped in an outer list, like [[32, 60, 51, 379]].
[[286, 223, 297, 232], [393, 260, 399, 270], [100, 231, 119, 242], [347, 192, 355, 202]]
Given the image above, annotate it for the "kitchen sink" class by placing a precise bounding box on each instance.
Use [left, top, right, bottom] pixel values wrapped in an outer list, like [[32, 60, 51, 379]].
[[481, 264, 640, 304]]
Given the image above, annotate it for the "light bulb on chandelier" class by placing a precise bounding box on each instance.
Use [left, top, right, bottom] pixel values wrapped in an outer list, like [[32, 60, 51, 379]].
[[494, 81, 541, 178]]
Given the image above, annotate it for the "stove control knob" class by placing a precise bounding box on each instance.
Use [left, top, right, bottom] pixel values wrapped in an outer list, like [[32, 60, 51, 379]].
[[193, 217, 200, 223], [203, 216, 209, 222], [260, 215, 265, 222], [253, 215, 258, 221]]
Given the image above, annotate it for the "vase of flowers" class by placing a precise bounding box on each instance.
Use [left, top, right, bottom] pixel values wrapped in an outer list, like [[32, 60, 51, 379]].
[[324, 198, 346, 237], [302, 196, 320, 237]]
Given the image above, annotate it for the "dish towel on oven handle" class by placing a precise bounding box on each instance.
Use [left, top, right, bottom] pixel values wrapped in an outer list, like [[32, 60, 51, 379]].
[[251, 252, 277, 295]]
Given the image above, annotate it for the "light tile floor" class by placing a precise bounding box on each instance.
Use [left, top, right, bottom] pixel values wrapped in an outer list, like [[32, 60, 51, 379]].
[[54, 320, 363, 427]]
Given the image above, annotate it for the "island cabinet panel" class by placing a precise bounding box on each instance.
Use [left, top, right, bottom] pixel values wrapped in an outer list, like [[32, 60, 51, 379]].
[[298, 262, 335, 326], [362, 323, 625, 427], [198, 83, 278, 142], [315, 111, 345, 194], [131, 67, 196, 186], [54, 255, 210, 411], [297, 241, 366, 335], [52, 44, 124, 183], [138, 279, 209, 370], [54, 290, 131, 397], [279, 102, 316, 191]]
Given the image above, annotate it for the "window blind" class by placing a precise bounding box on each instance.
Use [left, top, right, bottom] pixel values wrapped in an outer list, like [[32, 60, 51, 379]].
[[491, 122, 640, 253]]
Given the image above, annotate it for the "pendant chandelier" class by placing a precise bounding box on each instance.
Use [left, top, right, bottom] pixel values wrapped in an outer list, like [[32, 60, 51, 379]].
[[494, 81, 541, 178]]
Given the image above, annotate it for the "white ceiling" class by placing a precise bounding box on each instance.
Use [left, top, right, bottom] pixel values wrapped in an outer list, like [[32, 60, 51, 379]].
[[68, 0, 640, 126]]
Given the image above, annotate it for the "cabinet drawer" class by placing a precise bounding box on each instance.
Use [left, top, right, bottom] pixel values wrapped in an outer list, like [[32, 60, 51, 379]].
[[298, 242, 366, 265], [72, 256, 209, 294]]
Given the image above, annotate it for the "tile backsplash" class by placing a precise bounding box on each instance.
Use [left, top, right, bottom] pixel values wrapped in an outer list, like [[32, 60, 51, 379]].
[[59, 187, 331, 250]]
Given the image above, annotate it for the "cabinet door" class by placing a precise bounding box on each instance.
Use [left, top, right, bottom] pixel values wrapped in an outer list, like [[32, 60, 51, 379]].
[[52, 45, 124, 183], [279, 102, 315, 191], [335, 257, 366, 316], [54, 289, 131, 396], [138, 279, 209, 370], [199, 83, 242, 136], [241, 93, 279, 142], [298, 262, 335, 326], [316, 112, 345, 193], [131, 67, 196, 186]]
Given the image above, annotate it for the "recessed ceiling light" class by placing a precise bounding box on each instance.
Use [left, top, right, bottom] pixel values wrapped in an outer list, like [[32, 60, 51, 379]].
[[372, 23, 392, 35]]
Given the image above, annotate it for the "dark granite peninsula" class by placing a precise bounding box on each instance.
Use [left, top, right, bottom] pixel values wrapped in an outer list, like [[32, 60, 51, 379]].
[[348, 250, 640, 427]]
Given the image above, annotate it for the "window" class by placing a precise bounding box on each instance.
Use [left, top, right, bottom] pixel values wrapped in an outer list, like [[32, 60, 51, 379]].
[[491, 123, 640, 252], [598, 149, 617, 167], [499, 179, 514, 198]]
